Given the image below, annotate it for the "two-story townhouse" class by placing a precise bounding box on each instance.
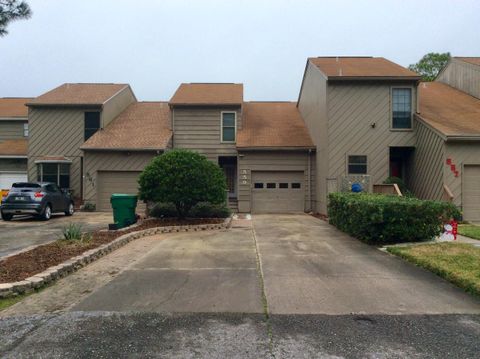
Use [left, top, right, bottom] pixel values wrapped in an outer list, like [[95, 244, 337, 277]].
[[0, 97, 32, 190], [26, 83, 137, 203], [411, 57, 480, 221], [297, 57, 421, 214], [169, 83, 315, 213]]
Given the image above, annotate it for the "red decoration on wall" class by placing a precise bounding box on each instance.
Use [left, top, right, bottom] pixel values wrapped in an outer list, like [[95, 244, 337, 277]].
[[446, 158, 460, 178], [446, 158, 452, 165], [455, 171, 459, 177], [450, 164, 456, 172]]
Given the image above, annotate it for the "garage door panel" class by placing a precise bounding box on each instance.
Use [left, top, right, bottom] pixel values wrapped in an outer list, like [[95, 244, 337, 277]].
[[97, 171, 144, 212], [0, 172, 28, 190], [251, 171, 304, 213], [463, 165, 480, 221]]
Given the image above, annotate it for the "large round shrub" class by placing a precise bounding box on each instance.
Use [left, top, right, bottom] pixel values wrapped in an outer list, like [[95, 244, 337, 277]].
[[138, 149, 227, 218]]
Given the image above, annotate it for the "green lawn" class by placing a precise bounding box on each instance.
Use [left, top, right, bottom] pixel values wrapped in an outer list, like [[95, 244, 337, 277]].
[[458, 224, 480, 240], [387, 243, 480, 297]]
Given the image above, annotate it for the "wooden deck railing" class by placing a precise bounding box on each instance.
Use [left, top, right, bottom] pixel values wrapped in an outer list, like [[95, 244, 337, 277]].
[[442, 184, 454, 202], [372, 184, 403, 196]]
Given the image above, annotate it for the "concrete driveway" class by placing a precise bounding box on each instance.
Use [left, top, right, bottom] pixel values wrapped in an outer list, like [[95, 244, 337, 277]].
[[0, 211, 113, 258], [254, 214, 480, 314]]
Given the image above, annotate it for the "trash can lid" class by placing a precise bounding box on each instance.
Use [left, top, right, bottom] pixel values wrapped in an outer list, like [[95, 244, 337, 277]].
[[110, 193, 138, 199]]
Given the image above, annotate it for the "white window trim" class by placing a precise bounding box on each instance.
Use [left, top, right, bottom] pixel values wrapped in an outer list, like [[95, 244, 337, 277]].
[[220, 111, 237, 143], [390, 86, 414, 131], [23, 123, 29, 137], [347, 154, 368, 175]]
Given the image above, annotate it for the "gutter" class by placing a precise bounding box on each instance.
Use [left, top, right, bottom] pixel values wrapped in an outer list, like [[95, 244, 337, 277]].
[[308, 149, 312, 212], [80, 147, 166, 152], [0, 155, 28, 159], [236, 146, 316, 151]]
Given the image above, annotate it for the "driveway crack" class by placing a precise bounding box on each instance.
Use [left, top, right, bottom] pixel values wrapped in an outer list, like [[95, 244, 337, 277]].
[[251, 224, 275, 358]]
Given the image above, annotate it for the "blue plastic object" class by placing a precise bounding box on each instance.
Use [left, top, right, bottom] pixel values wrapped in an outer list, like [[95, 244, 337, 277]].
[[351, 182, 363, 193]]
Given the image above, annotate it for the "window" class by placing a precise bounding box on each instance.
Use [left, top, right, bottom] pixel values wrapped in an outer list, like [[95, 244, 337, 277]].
[[266, 183, 276, 189], [85, 112, 101, 141], [291, 183, 301, 189], [37, 163, 70, 189], [221, 112, 236, 142], [392, 88, 412, 129], [279, 183, 289, 189], [348, 155, 367, 174], [254, 183, 264, 189], [23, 123, 29, 137]]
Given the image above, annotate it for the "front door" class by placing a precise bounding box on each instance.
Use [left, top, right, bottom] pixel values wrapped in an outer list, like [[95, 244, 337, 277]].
[[223, 164, 236, 198]]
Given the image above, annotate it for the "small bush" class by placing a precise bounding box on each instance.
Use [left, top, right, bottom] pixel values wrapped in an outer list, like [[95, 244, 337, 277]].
[[189, 202, 231, 218], [328, 192, 461, 245], [62, 223, 83, 241], [82, 202, 96, 212], [150, 202, 178, 218]]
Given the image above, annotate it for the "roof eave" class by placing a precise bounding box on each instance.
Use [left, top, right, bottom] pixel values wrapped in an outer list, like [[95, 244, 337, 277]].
[[445, 135, 480, 142], [236, 146, 316, 151], [327, 76, 421, 81], [169, 102, 242, 107], [80, 147, 166, 152], [26, 103, 103, 108]]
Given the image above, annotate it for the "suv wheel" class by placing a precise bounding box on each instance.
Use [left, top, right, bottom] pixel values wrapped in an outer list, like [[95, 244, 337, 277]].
[[1, 212, 13, 221], [42, 205, 52, 221], [65, 202, 74, 216]]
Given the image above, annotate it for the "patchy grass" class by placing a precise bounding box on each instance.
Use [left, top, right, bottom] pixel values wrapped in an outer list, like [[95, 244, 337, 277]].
[[0, 294, 26, 311], [458, 224, 480, 241], [387, 243, 480, 297]]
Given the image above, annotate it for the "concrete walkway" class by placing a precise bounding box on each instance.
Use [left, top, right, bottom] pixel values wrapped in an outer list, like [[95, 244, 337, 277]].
[[253, 214, 480, 315]]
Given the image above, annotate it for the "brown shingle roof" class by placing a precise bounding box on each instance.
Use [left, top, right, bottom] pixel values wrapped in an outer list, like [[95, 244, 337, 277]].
[[418, 82, 480, 137], [169, 83, 243, 106], [456, 57, 480, 66], [0, 139, 28, 156], [81, 102, 172, 151], [309, 57, 420, 79], [27, 83, 130, 106], [237, 102, 314, 149], [0, 98, 32, 118]]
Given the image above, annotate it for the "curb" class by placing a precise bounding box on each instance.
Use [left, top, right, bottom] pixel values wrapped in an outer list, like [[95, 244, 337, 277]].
[[0, 216, 232, 299]]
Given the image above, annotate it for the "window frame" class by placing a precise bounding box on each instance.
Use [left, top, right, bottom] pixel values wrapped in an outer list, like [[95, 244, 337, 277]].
[[390, 86, 413, 131], [37, 163, 70, 189], [347, 155, 368, 175], [84, 111, 101, 141], [220, 111, 237, 143], [23, 123, 29, 137]]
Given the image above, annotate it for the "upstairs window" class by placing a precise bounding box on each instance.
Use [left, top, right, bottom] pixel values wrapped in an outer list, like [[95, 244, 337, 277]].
[[348, 155, 367, 174], [85, 112, 100, 141], [23, 123, 29, 137], [392, 88, 412, 129], [221, 112, 236, 142]]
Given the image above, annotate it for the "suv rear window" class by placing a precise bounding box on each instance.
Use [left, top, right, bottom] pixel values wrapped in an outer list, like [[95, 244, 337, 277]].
[[12, 183, 41, 188]]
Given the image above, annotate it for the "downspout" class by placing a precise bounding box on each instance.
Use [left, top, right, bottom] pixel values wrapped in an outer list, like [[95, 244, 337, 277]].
[[308, 149, 312, 212]]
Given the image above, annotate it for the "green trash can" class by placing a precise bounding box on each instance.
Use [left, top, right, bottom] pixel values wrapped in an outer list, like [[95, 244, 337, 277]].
[[110, 194, 138, 229]]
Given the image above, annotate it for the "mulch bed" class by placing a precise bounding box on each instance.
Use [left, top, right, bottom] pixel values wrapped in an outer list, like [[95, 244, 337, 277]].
[[311, 213, 328, 221], [0, 217, 224, 284]]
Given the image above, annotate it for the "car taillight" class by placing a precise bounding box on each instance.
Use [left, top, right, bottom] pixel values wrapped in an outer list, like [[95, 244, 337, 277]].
[[34, 192, 45, 198]]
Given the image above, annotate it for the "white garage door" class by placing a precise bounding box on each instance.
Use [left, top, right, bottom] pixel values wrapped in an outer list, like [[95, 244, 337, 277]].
[[251, 171, 305, 213], [97, 171, 145, 212], [0, 172, 28, 190], [463, 165, 480, 221]]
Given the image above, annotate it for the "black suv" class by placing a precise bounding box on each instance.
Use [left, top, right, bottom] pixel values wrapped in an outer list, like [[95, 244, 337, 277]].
[[1, 182, 74, 221]]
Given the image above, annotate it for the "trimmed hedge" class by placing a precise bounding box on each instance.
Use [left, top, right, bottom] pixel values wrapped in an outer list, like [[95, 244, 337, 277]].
[[149, 202, 230, 219], [328, 193, 461, 244]]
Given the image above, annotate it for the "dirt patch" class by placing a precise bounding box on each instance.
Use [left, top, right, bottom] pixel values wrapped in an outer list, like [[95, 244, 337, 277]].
[[0, 218, 224, 283], [311, 213, 328, 221]]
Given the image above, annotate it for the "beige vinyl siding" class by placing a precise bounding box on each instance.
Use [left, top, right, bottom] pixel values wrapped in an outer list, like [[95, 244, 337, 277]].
[[437, 58, 480, 99], [297, 61, 328, 213], [28, 107, 87, 198], [172, 107, 239, 161], [409, 119, 445, 200], [83, 150, 158, 206], [327, 81, 417, 196], [237, 151, 315, 213], [0, 158, 27, 172], [0, 120, 27, 140], [444, 141, 480, 208], [101, 86, 137, 128]]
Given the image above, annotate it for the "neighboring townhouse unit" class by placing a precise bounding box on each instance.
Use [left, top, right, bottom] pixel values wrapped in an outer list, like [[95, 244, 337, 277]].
[[437, 57, 480, 99], [0, 97, 32, 190], [411, 58, 480, 221], [297, 57, 421, 214], [26, 83, 137, 203]]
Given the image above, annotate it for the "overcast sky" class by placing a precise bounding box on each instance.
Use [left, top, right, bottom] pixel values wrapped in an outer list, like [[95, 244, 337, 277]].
[[1, 0, 479, 101]]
